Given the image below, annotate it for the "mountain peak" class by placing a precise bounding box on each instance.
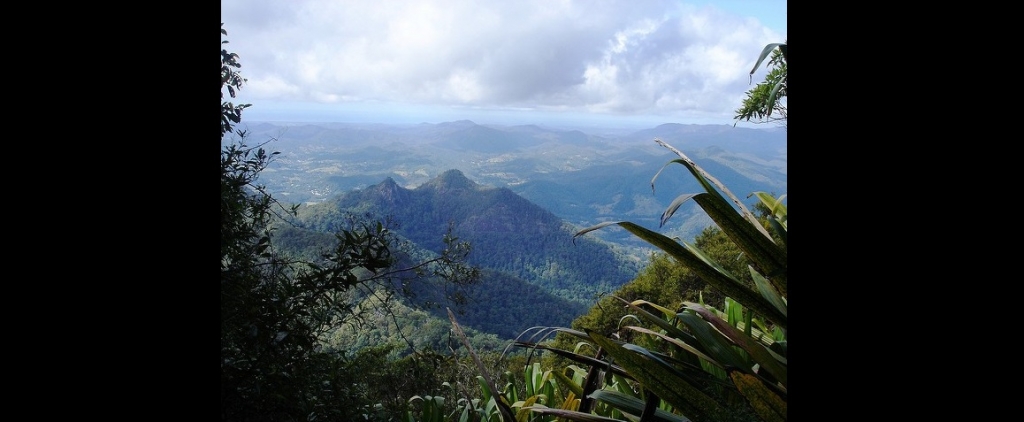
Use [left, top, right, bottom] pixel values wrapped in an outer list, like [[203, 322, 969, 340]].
[[421, 169, 479, 193], [370, 176, 408, 204], [437, 120, 478, 129]]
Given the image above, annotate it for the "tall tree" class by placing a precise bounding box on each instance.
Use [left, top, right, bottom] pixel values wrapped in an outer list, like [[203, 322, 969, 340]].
[[219, 24, 479, 422]]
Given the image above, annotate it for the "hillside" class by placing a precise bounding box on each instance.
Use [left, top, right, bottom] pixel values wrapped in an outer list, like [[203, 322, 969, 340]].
[[272, 170, 643, 344], [251, 120, 787, 348]]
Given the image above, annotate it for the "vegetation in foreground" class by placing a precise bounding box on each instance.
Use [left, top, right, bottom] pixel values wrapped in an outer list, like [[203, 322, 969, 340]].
[[221, 24, 492, 421], [399, 42, 788, 422]]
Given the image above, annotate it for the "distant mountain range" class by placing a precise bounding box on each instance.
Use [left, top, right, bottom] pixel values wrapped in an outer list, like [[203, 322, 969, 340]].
[[251, 120, 787, 345], [235, 120, 786, 250]]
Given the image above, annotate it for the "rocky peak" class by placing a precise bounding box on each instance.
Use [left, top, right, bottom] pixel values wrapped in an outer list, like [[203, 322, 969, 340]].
[[373, 176, 407, 204], [421, 169, 479, 194]]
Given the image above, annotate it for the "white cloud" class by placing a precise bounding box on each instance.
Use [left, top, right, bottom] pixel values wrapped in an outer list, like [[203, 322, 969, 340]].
[[221, 0, 786, 124]]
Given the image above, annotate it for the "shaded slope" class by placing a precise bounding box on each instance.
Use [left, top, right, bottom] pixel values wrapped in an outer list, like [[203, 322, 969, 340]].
[[325, 169, 640, 305]]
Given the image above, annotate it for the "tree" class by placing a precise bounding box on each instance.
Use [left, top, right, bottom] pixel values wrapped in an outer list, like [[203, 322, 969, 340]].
[[222, 23, 250, 138], [221, 24, 379, 420], [220, 24, 480, 422], [735, 42, 787, 128]]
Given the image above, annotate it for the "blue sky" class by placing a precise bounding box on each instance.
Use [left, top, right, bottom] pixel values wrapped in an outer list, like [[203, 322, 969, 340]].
[[221, 1, 786, 131]]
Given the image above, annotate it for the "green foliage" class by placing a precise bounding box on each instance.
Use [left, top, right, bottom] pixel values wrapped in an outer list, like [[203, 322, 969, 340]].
[[541, 225, 752, 364], [734, 42, 787, 126], [511, 147, 786, 421], [221, 23, 251, 137], [220, 135, 398, 420], [408, 44, 790, 421], [220, 25, 482, 422], [319, 288, 509, 354], [275, 173, 636, 340]]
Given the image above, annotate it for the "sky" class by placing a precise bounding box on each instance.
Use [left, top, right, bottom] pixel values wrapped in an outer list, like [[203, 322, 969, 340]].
[[220, 0, 786, 131]]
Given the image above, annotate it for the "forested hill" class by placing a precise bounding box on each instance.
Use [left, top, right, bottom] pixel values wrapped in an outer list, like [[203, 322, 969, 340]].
[[314, 169, 642, 304], [274, 169, 644, 340]]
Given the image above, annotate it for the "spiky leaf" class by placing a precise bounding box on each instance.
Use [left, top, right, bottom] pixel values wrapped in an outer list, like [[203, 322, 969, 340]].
[[588, 330, 727, 422], [684, 303, 787, 387], [575, 223, 787, 330], [588, 390, 690, 422]]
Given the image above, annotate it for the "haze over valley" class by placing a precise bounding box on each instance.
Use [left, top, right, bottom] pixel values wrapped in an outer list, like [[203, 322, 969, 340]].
[[234, 120, 787, 252], [238, 119, 786, 346]]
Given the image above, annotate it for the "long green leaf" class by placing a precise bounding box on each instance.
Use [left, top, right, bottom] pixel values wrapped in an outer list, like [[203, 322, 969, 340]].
[[623, 325, 718, 368], [652, 151, 767, 239], [622, 299, 706, 357], [692, 193, 787, 297], [658, 193, 701, 228], [525, 363, 538, 397], [767, 217, 787, 248], [751, 192, 787, 247], [750, 192, 787, 224], [588, 390, 690, 422], [749, 266, 787, 319], [575, 223, 787, 330], [766, 75, 785, 117], [675, 311, 750, 371], [655, 159, 787, 298], [749, 43, 786, 77], [619, 341, 733, 396], [476, 376, 493, 405], [653, 161, 729, 219], [613, 325, 738, 396], [514, 342, 634, 381], [521, 406, 623, 422], [588, 330, 727, 422], [684, 303, 787, 388], [629, 300, 677, 319], [553, 368, 584, 399], [515, 396, 539, 422]]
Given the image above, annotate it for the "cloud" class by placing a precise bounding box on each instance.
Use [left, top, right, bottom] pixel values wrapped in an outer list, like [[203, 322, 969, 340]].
[[220, 0, 785, 122]]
